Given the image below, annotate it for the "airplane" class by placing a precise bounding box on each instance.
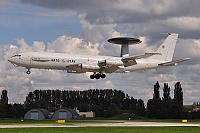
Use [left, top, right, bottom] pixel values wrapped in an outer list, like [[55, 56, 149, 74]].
[[8, 33, 190, 79]]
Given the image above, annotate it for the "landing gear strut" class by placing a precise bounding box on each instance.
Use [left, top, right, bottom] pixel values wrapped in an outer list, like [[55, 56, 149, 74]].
[[26, 69, 31, 75], [90, 73, 106, 79]]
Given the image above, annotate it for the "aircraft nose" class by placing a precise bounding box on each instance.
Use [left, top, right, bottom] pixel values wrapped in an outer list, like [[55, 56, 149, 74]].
[[8, 57, 15, 63], [8, 58, 11, 62], [8, 57, 18, 66], [8, 57, 12, 61]]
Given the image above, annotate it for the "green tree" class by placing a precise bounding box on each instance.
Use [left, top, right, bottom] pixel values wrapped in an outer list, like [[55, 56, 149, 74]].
[[121, 94, 131, 110], [104, 103, 119, 117], [163, 83, 171, 101], [161, 83, 172, 118], [153, 81, 161, 100], [174, 82, 183, 107], [0, 105, 7, 118], [130, 97, 137, 113], [170, 82, 183, 118], [147, 99, 155, 118], [0, 90, 8, 104], [136, 99, 145, 116], [147, 81, 162, 118]]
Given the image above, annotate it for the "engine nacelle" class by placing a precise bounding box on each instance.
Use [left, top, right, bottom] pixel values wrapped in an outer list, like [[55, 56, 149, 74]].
[[80, 64, 100, 70], [106, 60, 123, 66], [98, 60, 123, 67], [67, 70, 85, 74]]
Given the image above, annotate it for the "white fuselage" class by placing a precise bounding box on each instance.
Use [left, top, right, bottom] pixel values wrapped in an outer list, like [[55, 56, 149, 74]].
[[8, 52, 163, 74]]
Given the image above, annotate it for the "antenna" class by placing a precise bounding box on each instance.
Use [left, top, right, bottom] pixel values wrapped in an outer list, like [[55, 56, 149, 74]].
[[108, 37, 141, 57]]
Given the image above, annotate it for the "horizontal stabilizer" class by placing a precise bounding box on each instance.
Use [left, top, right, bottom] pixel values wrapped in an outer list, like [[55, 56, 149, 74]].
[[158, 58, 191, 66]]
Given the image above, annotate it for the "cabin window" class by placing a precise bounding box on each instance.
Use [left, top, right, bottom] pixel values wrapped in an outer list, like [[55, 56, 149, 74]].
[[51, 59, 60, 62]]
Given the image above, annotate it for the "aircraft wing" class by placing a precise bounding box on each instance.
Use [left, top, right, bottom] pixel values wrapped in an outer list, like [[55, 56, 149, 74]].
[[66, 63, 82, 69], [65, 61, 120, 73], [122, 53, 161, 67], [97, 60, 121, 73], [158, 58, 191, 66], [66, 64, 86, 73]]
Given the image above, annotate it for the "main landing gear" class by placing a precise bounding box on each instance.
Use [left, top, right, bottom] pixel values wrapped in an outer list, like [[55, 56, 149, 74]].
[[26, 69, 31, 75], [90, 73, 106, 79]]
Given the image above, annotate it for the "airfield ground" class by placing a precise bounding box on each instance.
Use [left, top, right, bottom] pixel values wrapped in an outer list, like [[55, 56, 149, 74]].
[[0, 121, 199, 128], [0, 119, 199, 133]]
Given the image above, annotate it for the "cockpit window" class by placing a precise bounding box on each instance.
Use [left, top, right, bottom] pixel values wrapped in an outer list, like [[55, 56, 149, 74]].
[[11, 54, 21, 58]]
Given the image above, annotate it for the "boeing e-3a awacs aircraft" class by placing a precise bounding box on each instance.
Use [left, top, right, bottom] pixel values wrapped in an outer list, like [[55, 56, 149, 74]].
[[8, 33, 190, 79]]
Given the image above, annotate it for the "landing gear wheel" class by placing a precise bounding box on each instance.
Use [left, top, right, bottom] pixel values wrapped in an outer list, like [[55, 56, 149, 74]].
[[90, 73, 106, 79], [26, 70, 31, 75], [101, 74, 106, 79], [95, 74, 100, 79], [90, 75, 95, 79]]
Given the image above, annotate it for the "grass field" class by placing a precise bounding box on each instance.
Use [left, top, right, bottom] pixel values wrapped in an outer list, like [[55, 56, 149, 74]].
[[0, 118, 200, 124], [110, 114, 200, 124], [0, 118, 199, 133], [0, 127, 199, 133], [0, 117, 199, 133], [0, 119, 120, 125]]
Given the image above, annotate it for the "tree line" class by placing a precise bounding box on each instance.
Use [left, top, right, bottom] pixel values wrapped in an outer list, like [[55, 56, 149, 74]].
[[147, 82, 184, 118], [24, 89, 145, 117], [0, 90, 24, 118], [0, 81, 199, 119]]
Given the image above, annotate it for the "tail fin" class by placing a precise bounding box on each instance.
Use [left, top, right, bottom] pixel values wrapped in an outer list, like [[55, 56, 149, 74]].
[[149, 33, 178, 61]]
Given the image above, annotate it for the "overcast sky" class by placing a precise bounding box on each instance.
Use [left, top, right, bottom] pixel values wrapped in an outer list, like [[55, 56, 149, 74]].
[[0, 0, 200, 104]]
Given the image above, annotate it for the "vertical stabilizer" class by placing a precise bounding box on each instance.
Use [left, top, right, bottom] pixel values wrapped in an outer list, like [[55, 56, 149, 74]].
[[149, 33, 178, 61]]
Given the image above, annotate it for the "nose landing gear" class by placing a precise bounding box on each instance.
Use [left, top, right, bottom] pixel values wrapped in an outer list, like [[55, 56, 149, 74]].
[[26, 69, 31, 75], [90, 73, 106, 79]]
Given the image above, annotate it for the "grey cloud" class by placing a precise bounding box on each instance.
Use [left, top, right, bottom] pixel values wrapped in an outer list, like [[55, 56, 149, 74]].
[[119, 20, 200, 42], [174, 39, 200, 65], [20, 0, 200, 23], [20, 0, 112, 10], [191, 76, 200, 82], [20, 0, 200, 41]]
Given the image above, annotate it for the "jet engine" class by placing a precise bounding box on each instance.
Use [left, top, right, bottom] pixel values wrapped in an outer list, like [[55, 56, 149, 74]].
[[79, 64, 100, 70], [98, 60, 123, 67]]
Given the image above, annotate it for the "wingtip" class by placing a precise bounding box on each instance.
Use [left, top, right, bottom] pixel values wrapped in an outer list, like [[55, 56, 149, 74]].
[[160, 33, 178, 36], [184, 58, 191, 60]]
